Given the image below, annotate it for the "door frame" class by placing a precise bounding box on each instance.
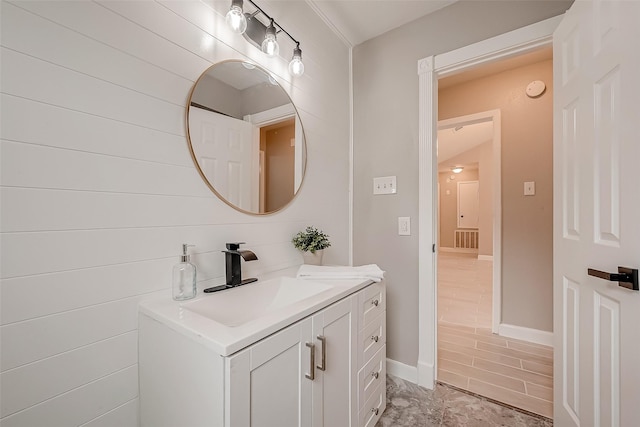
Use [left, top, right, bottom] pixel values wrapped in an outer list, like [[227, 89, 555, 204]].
[[416, 15, 563, 388]]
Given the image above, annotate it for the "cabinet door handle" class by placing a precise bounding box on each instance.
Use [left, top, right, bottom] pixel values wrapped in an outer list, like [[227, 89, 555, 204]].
[[372, 299, 379, 307], [305, 342, 315, 381], [316, 335, 326, 371], [371, 371, 379, 379], [371, 335, 379, 343]]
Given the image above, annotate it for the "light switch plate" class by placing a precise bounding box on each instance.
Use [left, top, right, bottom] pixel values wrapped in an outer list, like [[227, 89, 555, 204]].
[[373, 176, 397, 195], [398, 217, 410, 235], [524, 181, 535, 196]]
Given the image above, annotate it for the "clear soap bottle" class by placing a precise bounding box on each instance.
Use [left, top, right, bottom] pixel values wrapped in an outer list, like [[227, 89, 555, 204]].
[[173, 244, 196, 301]]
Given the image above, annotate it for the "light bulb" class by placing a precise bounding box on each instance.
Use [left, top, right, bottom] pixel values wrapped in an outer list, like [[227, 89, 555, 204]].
[[288, 46, 304, 76], [225, 0, 247, 34], [261, 22, 279, 57]]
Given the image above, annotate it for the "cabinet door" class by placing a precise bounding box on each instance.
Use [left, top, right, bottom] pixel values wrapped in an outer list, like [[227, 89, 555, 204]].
[[312, 295, 358, 427], [227, 318, 313, 427]]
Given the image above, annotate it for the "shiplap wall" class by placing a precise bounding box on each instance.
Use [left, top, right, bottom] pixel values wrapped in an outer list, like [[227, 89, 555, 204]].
[[0, 1, 350, 425]]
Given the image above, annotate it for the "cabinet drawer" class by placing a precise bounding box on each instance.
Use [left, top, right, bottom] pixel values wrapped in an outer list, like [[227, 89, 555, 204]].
[[358, 345, 386, 409], [358, 382, 385, 427], [358, 310, 385, 367], [359, 282, 385, 328]]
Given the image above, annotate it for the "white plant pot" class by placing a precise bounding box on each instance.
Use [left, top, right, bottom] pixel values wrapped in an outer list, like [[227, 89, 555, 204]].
[[302, 249, 324, 265]]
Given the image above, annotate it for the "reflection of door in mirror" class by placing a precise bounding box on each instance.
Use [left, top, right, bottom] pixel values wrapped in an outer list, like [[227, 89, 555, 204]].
[[245, 103, 302, 213], [260, 119, 295, 212], [189, 107, 259, 211]]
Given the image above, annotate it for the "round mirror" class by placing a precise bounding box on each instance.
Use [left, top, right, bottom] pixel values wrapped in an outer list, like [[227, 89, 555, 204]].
[[187, 60, 307, 214]]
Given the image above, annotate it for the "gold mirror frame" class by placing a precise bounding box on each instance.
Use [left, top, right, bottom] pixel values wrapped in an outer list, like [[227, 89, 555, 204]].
[[186, 60, 307, 215]]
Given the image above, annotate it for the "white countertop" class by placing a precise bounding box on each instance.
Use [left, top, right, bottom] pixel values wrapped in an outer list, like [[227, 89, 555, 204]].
[[139, 270, 374, 356]]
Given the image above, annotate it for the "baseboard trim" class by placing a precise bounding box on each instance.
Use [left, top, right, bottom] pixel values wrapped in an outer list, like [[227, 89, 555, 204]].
[[386, 358, 418, 384], [477, 254, 493, 261], [499, 323, 553, 347], [417, 360, 435, 390]]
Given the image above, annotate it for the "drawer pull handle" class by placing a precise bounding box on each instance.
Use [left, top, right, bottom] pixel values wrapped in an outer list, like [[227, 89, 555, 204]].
[[371, 371, 379, 379], [317, 335, 326, 371], [372, 299, 379, 307], [305, 342, 315, 381], [371, 407, 379, 416], [371, 335, 379, 343]]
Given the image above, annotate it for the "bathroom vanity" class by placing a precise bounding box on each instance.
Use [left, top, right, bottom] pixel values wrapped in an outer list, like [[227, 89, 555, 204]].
[[138, 275, 386, 427]]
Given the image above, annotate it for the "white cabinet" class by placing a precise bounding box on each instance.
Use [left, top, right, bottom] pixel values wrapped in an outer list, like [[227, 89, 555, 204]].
[[227, 295, 357, 427], [139, 281, 384, 427]]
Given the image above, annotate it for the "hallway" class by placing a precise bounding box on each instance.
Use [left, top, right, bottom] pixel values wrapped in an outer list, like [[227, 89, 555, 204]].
[[437, 252, 553, 418]]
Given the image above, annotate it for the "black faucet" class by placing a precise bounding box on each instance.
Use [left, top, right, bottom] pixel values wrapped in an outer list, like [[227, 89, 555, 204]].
[[204, 242, 258, 293]]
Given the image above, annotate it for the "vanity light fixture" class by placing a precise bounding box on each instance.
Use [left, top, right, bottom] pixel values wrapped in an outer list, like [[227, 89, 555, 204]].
[[289, 45, 304, 76], [225, 0, 304, 76], [451, 166, 464, 174], [261, 19, 279, 56], [225, 0, 247, 34]]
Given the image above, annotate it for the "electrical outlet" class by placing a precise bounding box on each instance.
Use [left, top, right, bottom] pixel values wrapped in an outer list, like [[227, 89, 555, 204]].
[[398, 217, 410, 236], [373, 176, 397, 195], [524, 181, 536, 196]]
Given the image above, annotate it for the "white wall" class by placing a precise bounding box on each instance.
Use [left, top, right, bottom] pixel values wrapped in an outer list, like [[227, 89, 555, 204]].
[[0, 1, 350, 425]]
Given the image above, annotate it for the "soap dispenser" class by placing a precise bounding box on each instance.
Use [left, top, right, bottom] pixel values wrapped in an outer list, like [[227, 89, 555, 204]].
[[172, 244, 196, 301]]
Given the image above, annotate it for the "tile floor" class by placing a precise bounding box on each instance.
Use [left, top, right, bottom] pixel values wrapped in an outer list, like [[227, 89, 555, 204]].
[[437, 252, 554, 419], [376, 374, 552, 427]]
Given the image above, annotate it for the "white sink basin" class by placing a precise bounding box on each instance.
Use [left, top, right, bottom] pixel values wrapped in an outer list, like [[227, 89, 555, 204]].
[[182, 277, 333, 327]]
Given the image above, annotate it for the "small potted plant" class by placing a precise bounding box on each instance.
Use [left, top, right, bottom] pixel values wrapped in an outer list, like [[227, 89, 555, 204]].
[[292, 226, 331, 265]]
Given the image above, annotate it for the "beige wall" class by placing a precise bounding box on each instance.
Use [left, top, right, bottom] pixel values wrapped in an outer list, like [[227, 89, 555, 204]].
[[439, 59, 554, 332], [353, 1, 571, 366], [262, 121, 295, 211], [438, 168, 479, 248]]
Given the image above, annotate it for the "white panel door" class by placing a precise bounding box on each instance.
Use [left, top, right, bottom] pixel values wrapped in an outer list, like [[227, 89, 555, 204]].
[[188, 107, 255, 210], [553, 1, 640, 426], [457, 181, 479, 229]]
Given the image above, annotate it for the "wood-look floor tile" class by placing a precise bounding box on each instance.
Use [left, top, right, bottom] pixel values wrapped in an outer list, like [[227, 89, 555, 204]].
[[437, 252, 554, 418], [476, 341, 553, 366], [438, 322, 477, 334], [526, 382, 553, 402], [438, 331, 477, 348], [439, 339, 522, 368], [439, 348, 474, 365], [468, 378, 553, 418], [472, 357, 553, 388], [507, 340, 554, 359], [439, 324, 508, 347], [438, 368, 469, 389], [522, 360, 554, 377], [439, 359, 526, 393]]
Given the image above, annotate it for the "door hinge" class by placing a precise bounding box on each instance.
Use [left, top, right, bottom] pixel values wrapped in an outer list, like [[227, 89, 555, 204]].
[[432, 244, 435, 253]]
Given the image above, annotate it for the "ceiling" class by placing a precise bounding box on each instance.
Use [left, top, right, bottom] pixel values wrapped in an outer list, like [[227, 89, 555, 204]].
[[308, 0, 458, 46], [437, 121, 493, 169]]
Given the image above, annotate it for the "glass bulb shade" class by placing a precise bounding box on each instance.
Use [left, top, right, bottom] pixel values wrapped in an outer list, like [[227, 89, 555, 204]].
[[225, 5, 247, 34], [289, 55, 304, 76], [261, 25, 279, 57]]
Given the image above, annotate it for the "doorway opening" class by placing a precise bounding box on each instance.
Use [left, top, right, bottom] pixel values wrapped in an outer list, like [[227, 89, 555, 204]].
[[427, 42, 555, 418], [436, 111, 501, 333]]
